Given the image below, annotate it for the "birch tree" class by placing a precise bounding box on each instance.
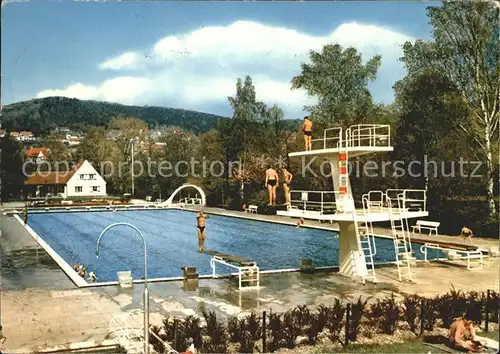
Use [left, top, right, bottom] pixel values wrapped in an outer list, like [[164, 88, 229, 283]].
[[291, 44, 381, 125], [400, 0, 499, 215]]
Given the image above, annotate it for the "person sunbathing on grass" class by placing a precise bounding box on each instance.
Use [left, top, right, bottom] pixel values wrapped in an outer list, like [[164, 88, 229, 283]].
[[449, 318, 480, 352]]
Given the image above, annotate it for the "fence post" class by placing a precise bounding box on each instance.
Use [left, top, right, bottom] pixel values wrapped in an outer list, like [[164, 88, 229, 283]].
[[262, 310, 267, 353], [173, 317, 178, 350], [345, 303, 351, 346], [485, 289, 490, 332], [419, 299, 425, 337]]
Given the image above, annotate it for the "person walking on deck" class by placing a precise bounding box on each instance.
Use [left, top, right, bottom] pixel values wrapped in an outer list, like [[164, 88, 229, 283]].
[[461, 226, 474, 243], [265, 165, 279, 206], [23, 204, 28, 225], [196, 210, 207, 252], [301, 116, 313, 151], [281, 167, 293, 206]]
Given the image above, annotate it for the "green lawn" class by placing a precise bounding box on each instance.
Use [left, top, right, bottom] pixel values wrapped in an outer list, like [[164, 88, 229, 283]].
[[477, 330, 500, 341], [332, 340, 432, 353]]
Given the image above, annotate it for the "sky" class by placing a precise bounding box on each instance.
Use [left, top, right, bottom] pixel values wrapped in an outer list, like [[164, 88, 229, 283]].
[[1, 1, 436, 118]]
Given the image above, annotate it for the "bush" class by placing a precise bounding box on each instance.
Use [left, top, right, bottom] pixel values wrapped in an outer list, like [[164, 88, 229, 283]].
[[436, 287, 466, 328], [465, 290, 484, 325], [380, 294, 400, 334], [201, 310, 228, 353], [422, 298, 439, 331], [487, 290, 499, 323], [347, 296, 368, 342], [227, 315, 243, 343], [402, 294, 420, 334], [245, 311, 262, 342], [150, 289, 498, 353], [367, 295, 401, 335], [267, 312, 284, 352], [325, 300, 346, 343]]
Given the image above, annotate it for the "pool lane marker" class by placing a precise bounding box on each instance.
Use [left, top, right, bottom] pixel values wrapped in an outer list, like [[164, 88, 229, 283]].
[[14, 214, 88, 288]]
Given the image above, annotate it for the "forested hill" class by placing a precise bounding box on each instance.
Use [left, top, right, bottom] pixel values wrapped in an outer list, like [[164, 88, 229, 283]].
[[1, 97, 228, 135]]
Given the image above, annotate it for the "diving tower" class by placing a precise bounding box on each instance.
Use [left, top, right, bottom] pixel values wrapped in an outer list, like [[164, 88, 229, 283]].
[[283, 124, 428, 283]]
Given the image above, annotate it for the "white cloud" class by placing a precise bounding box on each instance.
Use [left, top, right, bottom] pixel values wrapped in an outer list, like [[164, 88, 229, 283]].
[[36, 20, 413, 117], [99, 51, 142, 70], [36, 83, 99, 100]]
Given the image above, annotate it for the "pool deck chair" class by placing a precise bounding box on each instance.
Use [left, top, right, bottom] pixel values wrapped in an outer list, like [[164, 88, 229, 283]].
[[202, 249, 260, 290], [420, 242, 483, 270], [411, 220, 440, 236]]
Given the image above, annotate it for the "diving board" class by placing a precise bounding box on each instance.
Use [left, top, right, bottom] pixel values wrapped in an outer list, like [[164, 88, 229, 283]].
[[200, 249, 260, 290], [420, 242, 483, 270]]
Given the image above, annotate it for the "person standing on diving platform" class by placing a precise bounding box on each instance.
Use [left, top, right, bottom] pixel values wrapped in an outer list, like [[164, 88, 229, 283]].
[[196, 210, 207, 252], [265, 165, 279, 206]]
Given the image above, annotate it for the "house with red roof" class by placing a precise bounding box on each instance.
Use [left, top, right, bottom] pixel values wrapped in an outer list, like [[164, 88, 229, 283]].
[[24, 160, 107, 198], [25, 147, 50, 164]]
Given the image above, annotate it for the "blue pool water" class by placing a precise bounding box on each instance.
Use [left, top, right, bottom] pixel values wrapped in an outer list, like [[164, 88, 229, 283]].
[[28, 210, 435, 282]]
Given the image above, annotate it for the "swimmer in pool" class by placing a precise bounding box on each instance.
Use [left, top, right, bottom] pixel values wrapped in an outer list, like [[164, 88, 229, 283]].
[[265, 165, 279, 206], [197, 210, 207, 252]]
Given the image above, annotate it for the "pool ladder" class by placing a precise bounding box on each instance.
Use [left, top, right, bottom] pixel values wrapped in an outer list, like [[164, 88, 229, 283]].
[[350, 210, 376, 284], [388, 196, 414, 282], [359, 196, 377, 283]]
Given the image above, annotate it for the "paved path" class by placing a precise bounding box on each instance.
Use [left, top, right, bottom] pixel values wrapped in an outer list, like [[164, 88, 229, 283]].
[[0, 213, 73, 290], [1, 205, 498, 352]]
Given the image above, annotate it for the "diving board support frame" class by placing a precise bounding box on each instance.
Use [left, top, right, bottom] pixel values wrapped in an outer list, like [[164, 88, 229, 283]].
[[420, 243, 483, 270], [210, 256, 260, 290]]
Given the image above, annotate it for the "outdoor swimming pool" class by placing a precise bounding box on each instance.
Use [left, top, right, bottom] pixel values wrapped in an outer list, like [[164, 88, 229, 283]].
[[27, 210, 435, 282]]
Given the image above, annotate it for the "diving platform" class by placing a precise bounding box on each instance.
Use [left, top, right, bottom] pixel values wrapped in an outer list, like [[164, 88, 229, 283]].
[[200, 249, 260, 290], [289, 124, 393, 159], [277, 208, 428, 222], [287, 123, 428, 283]]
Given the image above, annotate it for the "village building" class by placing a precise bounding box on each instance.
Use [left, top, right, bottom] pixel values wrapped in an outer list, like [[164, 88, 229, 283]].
[[24, 160, 107, 198], [25, 147, 50, 164]]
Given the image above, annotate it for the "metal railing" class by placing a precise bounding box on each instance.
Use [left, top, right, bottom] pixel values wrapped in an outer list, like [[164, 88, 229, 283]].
[[110, 312, 178, 354], [361, 189, 427, 213], [289, 190, 337, 214], [179, 197, 203, 205], [309, 124, 391, 151], [345, 124, 391, 148], [311, 127, 343, 150], [386, 189, 427, 212]]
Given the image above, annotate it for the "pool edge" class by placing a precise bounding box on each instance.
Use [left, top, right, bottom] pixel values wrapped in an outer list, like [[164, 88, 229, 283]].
[[14, 214, 88, 288]]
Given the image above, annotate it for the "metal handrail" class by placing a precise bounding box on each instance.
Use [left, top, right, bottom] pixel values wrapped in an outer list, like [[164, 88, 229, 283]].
[[290, 190, 337, 214], [345, 124, 391, 148]]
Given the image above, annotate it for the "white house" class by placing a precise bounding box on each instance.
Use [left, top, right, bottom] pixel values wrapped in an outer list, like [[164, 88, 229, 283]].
[[24, 160, 107, 198], [65, 160, 107, 197]]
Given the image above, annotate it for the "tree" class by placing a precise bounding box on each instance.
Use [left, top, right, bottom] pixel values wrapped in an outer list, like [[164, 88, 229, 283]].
[[393, 70, 467, 189], [291, 44, 381, 125], [227, 76, 269, 202], [40, 133, 73, 167], [399, 0, 499, 215], [0, 135, 25, 200]]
